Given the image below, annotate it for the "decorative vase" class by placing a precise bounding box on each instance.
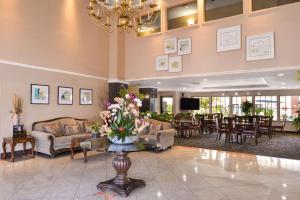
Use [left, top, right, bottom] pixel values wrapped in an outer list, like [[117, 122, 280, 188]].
[[108, 135, 139, 145], [12, 114, 21, 125]]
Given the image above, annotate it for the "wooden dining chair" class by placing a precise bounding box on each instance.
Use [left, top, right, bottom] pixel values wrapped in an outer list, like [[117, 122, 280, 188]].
[[241, 121, 260, 145], [272, 116, 287, 134], [259, 116, 273, 139]]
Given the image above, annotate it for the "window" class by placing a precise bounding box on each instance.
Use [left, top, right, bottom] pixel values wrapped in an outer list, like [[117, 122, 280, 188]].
[[194, 97, 210, 114], [212, 96, 230, 116], [232, 96, 253, 115], [204, 0, 243, 22], [255, 96, 277, 120], [137, 10, 161, 37], [252, 0, 300, 11], [161, 97, 173, 114], [167, 1, 198, 30], [280, 96, 300, 121]]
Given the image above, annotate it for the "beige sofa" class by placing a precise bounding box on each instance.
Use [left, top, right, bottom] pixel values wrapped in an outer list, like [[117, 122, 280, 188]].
[[31, 117, 92, 156], [138, 119, 175, 150]]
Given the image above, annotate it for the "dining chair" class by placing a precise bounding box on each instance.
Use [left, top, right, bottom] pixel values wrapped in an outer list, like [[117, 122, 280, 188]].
[[272, 116, 287, 134], [259, 116, 273, 139], [241, 121, 260, 145]]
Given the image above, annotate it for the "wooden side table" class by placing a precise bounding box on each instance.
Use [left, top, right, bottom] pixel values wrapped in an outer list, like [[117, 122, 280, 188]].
[[2, 135, 35, 162]]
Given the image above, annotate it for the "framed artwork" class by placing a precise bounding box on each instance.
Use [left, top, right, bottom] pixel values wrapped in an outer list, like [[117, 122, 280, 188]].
[[31, 84, 50, 104], [80, 88, 93, 105], [217, 25, 241, 52], [178, 37, 192, 55], [169, 56, 182, 73], [155, 55, 169, 71], [246, 32, 275, 61], [58, 86, 73, 105], [164, 37, 177, 54]]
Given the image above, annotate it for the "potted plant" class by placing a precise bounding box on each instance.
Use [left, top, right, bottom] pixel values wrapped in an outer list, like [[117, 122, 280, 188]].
[[100, 93, 142, 144], [293, 115, 300, 134], [241, 101, 253, 116], [91, 122, 101, 138]]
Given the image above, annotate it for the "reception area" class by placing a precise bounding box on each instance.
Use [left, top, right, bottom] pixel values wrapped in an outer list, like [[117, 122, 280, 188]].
[[1, 0, 300, 200]]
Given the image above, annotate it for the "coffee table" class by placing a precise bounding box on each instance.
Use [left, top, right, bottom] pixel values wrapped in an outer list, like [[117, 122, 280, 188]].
[[79, 136, 109, 162], [97, 142, 156, 198]]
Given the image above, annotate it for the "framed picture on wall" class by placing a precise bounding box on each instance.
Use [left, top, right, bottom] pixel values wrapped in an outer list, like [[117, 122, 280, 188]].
[[155, 55, 169, 71], [217, 25, 241, 52], [164, 37, 177, 54], [58, 86, 73, 105], [31, 84, 50, 104], [246, 32, 275, 61], [169, 56, 182, 73], [80, 88, 93, 105], [178, 37, 192, 55]]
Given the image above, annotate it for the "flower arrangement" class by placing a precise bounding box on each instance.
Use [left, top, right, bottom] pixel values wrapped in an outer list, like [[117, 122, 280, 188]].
[[10, 94, 23, 125], [100, 93, 142, 143]]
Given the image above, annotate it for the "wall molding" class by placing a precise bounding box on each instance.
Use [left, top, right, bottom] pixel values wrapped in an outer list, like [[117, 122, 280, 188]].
[[125, 66, 300, 82], [0, 59, 108, 81]]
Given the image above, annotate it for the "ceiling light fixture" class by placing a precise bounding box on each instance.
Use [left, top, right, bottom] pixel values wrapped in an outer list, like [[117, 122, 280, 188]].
[[278, 73, 285, 77], [203, 78, 208, 82], [87, 0, 160, 33], [281, 82, 286, 86], [157, 81, 161, 84]]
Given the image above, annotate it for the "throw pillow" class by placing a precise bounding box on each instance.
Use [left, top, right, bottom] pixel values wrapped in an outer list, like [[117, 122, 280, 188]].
[[44, 123, 62, 137], [64, 124, 81, 136], [149, 123, 162, 135], [83, 121, 94, 133], [138, 124, 149, 135]]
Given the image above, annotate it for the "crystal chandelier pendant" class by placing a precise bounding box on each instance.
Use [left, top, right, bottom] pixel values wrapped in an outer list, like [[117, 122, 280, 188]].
[[87, 0, 160, 33]]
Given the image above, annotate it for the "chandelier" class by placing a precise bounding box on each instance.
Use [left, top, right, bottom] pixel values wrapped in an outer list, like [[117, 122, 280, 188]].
[[87, 0, 160, 33]]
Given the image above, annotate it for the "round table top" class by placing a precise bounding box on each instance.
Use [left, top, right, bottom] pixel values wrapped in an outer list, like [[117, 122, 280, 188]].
[[108, 142, 154, 153]]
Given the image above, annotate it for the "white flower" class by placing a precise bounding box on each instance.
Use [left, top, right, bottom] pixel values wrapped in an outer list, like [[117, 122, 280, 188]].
[[125, 94, 130, 99]]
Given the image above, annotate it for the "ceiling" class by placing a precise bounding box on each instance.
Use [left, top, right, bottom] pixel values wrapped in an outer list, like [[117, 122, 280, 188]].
[[128, 67, 300, 92]]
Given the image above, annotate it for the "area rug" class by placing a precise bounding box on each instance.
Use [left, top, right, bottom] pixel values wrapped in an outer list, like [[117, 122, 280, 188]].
[[175, 132, 300, 160]]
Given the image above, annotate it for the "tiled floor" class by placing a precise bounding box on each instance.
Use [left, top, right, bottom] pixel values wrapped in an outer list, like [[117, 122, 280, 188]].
[[1, 146, 300, 200]]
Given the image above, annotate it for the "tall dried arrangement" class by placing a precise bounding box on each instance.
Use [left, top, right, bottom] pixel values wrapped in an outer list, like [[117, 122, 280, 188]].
[[10, 94, 23, 125]]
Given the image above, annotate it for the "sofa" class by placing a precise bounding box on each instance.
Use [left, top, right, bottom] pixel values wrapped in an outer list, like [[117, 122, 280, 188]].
[[31, 117, 93, 156], [138, 119, 175, 150]]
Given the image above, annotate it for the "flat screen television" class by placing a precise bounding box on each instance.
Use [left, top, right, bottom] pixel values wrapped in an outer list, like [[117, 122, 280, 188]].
[[180, 98, 199, 110]]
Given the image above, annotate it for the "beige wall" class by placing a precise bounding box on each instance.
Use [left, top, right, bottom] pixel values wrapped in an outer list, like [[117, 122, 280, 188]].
[[124, 0, 300, 80], [0, 0, 109, 77], [0, 0, 110, 153], [0, 64, 108, 153]]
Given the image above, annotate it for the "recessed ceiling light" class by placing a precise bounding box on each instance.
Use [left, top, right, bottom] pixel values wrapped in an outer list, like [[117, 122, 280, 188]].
[[183, 87, 187, 90], [157, 191, 162, 197], [221, 93, 225, 96], [257, 92, 261, 96], [278, 73, 285, 77], [203, 79, 208, 82], [235, 92, 238, 96], [281, 195, 287, 200], [157, 82, 161, 84], [282, 183, 287, 188], [281, 82, 286, 86]]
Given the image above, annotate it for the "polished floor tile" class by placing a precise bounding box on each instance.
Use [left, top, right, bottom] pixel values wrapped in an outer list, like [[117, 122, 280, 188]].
[[1, 146, 300, 200]]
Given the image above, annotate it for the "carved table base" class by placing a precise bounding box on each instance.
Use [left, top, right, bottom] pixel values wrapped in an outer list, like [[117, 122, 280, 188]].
[[97, 151, 145, 197]]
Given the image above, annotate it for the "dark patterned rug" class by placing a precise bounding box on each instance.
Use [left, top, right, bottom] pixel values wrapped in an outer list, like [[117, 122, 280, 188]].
[[175, 132, 300, 160]]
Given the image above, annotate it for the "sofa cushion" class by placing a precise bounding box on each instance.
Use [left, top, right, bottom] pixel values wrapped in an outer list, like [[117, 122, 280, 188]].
[[44, 123, 62, 137], [138, 124, 149, 135], [144, 119, 173, 130], [63, 124, 81, 136], [53, 133, 92, 150], [149, 123, 162, 135], [83, 121, 94, 133]]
